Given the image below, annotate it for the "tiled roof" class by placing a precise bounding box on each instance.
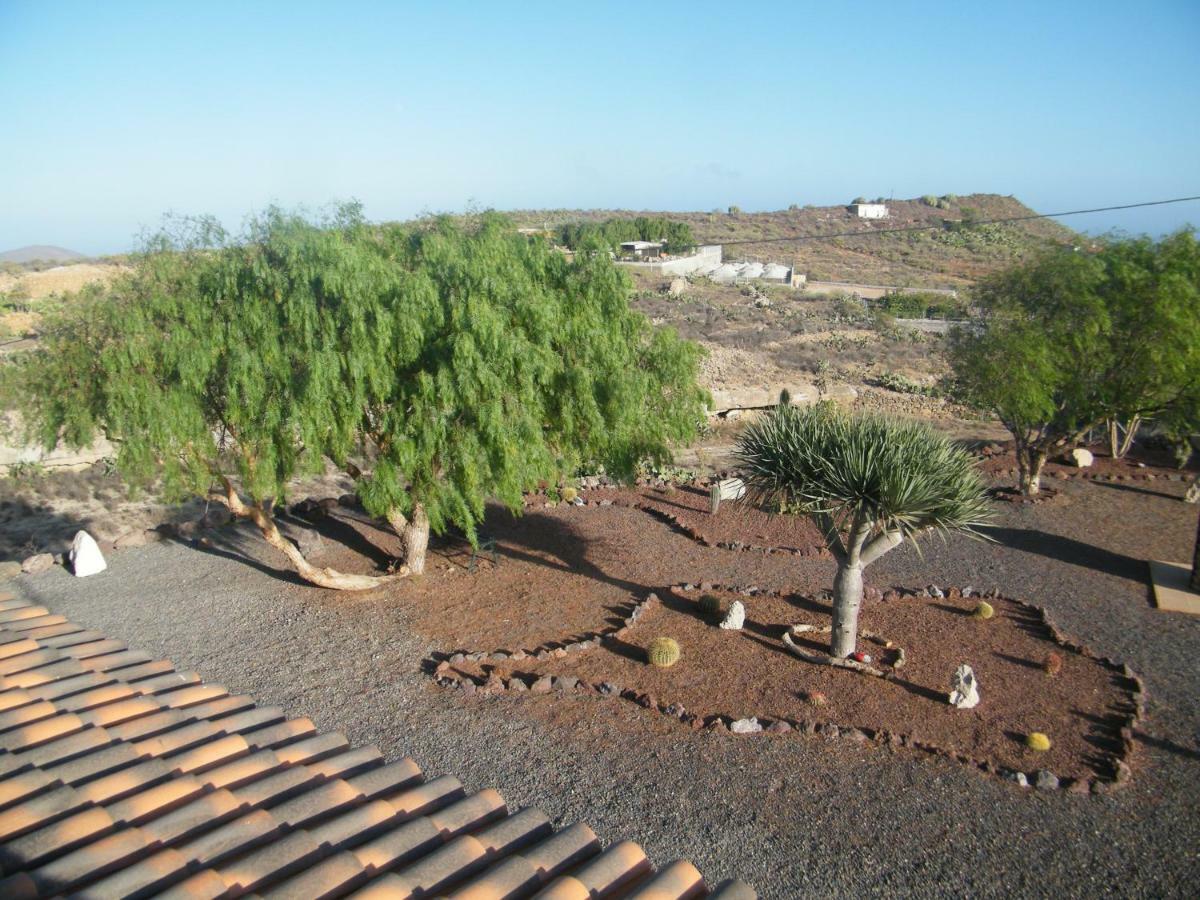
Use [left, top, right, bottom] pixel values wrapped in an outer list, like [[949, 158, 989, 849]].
[[0, 592, 755, 899]]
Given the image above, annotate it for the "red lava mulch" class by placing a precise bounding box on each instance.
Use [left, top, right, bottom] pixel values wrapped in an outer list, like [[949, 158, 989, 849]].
[[977, 441, 1198, 485], [439, 585, 1139, 786], [583, 484, 828, 557]]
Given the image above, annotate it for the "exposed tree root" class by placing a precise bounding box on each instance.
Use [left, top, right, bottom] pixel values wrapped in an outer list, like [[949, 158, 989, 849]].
[[211, 479, 408, 591], [782, 624, 907, 678]]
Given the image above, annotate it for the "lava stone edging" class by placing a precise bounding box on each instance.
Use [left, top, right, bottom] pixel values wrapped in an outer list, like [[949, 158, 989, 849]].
[[429, 591, 662, 671], [427, 581, 1145, 795]]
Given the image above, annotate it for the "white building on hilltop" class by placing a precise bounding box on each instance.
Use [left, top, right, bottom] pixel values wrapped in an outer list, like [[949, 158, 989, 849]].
[[849, 202, 888, 219]]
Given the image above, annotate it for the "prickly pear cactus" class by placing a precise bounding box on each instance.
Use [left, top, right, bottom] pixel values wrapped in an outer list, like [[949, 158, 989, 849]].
[[647, 637, 681, 668]]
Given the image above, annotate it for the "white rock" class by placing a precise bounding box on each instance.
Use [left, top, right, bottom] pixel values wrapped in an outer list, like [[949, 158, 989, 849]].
[[70, 531, 107, 577], [730, 717, 763, 734], [719, 600, 746, 631], [948, 664, 980, 709], [1071, 448, 1094, 468]]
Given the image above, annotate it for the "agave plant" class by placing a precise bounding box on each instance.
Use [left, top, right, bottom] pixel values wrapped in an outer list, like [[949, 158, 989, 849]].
[[735, 403, 992, 658]]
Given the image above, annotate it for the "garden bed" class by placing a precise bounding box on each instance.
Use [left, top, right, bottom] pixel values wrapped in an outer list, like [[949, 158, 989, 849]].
[[571, 483, 828, 556], [433, 584, 1141, 789], [976, 441, 1197, 485]]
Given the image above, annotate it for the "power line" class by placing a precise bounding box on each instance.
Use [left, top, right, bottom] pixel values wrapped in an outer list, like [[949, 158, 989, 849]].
[[714, 195, 1200, 248]]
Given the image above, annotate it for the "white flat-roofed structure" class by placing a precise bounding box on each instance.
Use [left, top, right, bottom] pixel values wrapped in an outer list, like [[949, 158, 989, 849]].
[[619, 240, 664, 258], [849, 202, 889, 219]]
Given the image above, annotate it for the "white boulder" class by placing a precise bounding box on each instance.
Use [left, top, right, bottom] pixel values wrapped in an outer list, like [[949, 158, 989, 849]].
[[719, 600, 746, 631], [948, 664, 980, 709], [730, 717, 763, 734], [1071, 448, 1094, 468], [70, 531, 107, 577]]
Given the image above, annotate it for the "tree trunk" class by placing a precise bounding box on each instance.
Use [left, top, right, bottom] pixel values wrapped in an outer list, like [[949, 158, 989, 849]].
[[830, 562, 864, 658], [1018, 447, 1047, 496], [216, 481, 405, 590], [1108, 419, 1119, 460], [404, 503, 430, 575], [1186, 477, 1200, 504], [1118, 416, 1141, 458], [386, 502, 430, 575]]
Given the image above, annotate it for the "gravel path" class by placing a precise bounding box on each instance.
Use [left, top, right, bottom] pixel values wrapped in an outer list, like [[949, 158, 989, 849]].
[[9, 476, 1200, 899]]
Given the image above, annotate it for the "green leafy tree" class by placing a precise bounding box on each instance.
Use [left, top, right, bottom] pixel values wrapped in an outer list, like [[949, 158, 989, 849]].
[[736, 404, 991, 659], [948, 231, 1200, 495], [10, 207, 708, 589], [345, 214, 708, 574], [556, 217, 696, 255]]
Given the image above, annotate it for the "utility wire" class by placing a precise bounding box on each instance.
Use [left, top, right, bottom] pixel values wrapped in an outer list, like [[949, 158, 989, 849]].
[[713, 195, 1200, 248]]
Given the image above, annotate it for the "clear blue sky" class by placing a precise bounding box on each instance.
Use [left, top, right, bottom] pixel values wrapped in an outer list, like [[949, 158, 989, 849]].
[[2, 0, 1198, 255]]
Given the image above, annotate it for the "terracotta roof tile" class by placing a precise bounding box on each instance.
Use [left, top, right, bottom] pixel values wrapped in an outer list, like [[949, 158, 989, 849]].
[[0, 602, 751, 898]]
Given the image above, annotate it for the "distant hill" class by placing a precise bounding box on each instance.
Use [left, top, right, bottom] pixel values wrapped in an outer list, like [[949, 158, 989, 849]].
[[508, 194, 1079, 288], [0, 245, 87, 264]]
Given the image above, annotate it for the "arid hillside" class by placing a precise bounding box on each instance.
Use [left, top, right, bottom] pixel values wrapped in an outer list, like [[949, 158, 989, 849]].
[[0, 261, 127, 338], [509, 194, 1079, 288]]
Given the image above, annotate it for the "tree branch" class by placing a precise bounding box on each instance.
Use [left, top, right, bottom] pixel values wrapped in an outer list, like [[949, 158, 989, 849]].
[[861, 529, 904, 566]]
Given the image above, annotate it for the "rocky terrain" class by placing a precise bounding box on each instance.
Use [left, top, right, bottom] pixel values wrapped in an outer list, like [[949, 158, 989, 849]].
[[509, 194, 1078, 288]]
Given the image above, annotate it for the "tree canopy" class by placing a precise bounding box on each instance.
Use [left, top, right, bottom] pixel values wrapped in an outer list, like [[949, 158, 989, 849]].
[[10, 206, 709, 588], [947, 230, 1200, 494], [736, 402, 991, 658], [556, 217, 696, 255]]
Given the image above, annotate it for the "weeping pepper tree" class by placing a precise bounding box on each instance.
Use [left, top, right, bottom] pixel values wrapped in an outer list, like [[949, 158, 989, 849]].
[[735, 404, 992, 659], [12, 206, 708, 588], [342, 216, 709, 574], [11, 206, 416, 589]]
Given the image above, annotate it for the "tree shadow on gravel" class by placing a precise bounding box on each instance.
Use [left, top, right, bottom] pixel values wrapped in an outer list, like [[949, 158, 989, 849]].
[[1134, 730, 1200, 762], [984, 526, 1148, 584], [1091, 480, 1185, 502], [178, 527, 308, 587]]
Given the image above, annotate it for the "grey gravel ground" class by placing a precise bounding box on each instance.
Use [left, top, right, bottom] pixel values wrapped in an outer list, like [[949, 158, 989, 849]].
[[8, 476, 1200, 899]]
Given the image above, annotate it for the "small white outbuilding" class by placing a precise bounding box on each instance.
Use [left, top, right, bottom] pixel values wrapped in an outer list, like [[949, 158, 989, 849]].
[[850, 203, 888, 219]]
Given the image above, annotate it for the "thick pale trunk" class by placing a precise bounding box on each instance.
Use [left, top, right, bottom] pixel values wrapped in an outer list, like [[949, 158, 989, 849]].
[[405, 504, 430, 575], [216, 482, 404, 590], [1017, 447, 1047, 496], [1118, 416, 1140, 458], [830, 562, 864, 658], [386, 502, 430, 575], [1108, 419, 1119, 460]]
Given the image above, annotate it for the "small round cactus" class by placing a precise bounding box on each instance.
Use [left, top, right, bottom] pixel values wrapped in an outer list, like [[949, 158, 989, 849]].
[[804, 690, 828, 706], [973, 601, 995, 620], [1026, 732, 1052, 752], [561, 486, 578, 503], [646, 637, 681, 668], [1043, 651, 1063, 676], [698, 594, 722, 616]]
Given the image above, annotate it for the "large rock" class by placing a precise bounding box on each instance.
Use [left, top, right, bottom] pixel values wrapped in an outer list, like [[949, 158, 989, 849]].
[[21, 553, 55, 575], [70, 531, 108, 577], [1071, 448, 1094, 468], [730, 717, 763, 734], [948, 664, 980, 709], [719, 600, 746, 631], [0, 560, 22, 580], [667, 278, 688, 296]]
